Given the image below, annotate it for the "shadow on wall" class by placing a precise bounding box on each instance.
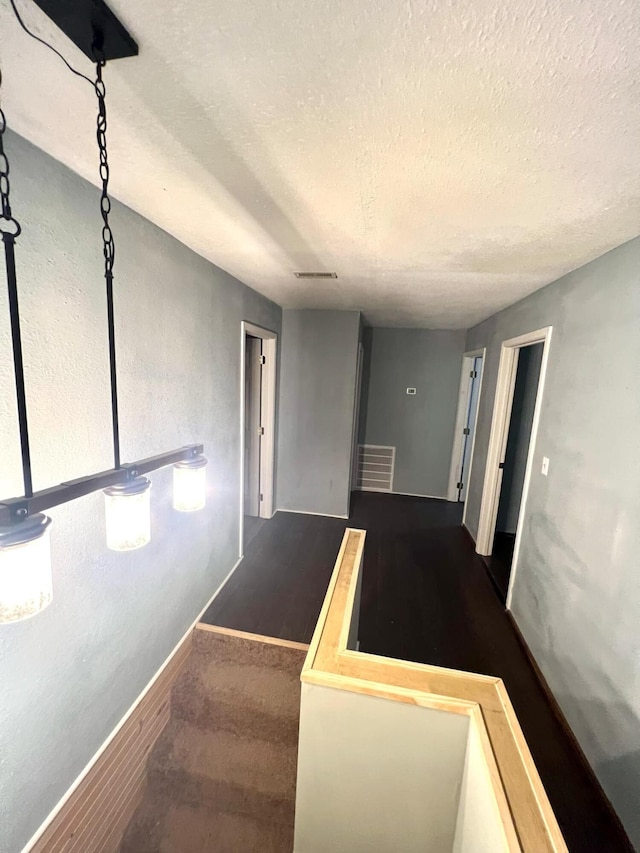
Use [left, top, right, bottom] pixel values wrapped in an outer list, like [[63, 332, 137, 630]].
[[357, 327, 373, 447], [596, 747, 640, 846]]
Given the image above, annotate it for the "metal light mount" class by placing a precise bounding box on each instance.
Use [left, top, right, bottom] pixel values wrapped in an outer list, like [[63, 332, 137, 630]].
[[31, 0, 138, 62]]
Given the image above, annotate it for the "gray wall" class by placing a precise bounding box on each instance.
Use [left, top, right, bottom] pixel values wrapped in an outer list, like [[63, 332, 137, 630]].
[[465, 236, 640, 846], [277, 309, 360, 517], [360, 328, 466, 497], [0, 131, 281, 853], [496, 343, 543, 534]]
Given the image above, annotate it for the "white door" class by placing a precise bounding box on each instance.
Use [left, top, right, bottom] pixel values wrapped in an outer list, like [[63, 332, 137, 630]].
[[459, 356, 483, 502], [244, 335, 262, 517]]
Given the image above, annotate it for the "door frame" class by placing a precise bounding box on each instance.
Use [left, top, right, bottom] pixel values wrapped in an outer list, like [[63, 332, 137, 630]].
[[448, 348, 486, 504], [475, 326, 552, 607], [239, 321, 277, 557]]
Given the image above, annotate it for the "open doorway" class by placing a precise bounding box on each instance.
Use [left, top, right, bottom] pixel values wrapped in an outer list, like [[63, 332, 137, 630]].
[[240, 322, 277, 555], [475, 327, 552, 607], [448, 349, 485, 505], [486, 342, 544, 601]]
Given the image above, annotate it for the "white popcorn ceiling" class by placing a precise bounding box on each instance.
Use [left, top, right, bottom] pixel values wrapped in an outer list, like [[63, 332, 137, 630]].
[[0, 0, 639, 328]]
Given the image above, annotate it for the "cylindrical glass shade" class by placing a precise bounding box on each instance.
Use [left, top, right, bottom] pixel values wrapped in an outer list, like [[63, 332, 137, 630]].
[[0, 514, 53, 623], [173, 455, 208, 512], [103, 477, 151, 551]]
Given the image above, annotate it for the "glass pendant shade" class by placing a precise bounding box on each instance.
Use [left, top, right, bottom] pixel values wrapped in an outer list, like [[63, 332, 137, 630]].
[[0, 513, 53, 623], [103, 477, 151, 551], [173, 455, 208, 512]]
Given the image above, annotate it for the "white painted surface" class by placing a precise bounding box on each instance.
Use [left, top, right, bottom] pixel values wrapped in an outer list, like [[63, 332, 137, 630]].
[[2, 1, 640, 328], [541, 456, 549, 476], [243, 335, 262, 517], [239, 321, 278, 555], [452, 722, 513, 853], [295, 683, 469, 852], [475, 327, 552, 556], [449, 349, 485, 503]]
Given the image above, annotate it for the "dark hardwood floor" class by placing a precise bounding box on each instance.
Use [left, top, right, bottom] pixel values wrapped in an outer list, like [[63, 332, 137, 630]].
[[243, 514, 267, 549], [201, 492, 632, 852], [483, 530, 516, 603]]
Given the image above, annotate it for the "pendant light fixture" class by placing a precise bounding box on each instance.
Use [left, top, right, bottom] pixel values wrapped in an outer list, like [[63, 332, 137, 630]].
[[104, 477, 151, 551], [0, 514, 52, 623], [0, 2, 208, 622], [173, 454, 208, 512]]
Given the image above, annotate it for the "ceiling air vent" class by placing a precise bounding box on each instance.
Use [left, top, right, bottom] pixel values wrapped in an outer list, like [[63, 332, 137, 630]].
[[294, 272, 338, 279]]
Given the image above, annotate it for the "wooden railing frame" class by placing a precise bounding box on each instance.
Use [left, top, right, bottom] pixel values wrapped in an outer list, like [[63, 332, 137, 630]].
[[301, 528, 568, 853]]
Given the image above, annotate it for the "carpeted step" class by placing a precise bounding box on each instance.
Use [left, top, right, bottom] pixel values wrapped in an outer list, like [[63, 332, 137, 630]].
[[121, 789, 294, 853], [148, 717, 299, 801], [148, 766, 296, 827], [170, 629, 305, 745], [119, 628, 307, 853]]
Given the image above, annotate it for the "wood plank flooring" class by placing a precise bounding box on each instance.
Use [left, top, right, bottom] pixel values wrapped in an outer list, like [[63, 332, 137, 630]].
[[201, 491, 632, 853]]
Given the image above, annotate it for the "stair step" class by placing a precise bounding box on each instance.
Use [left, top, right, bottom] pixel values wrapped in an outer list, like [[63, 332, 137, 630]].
[[148, 767, 295, 826], [173, 683, 300, 745], [190, 628, 307, 677], [148, 719, 298, 801], [120, 630, 304, 852], [120, 789, 294, 853]]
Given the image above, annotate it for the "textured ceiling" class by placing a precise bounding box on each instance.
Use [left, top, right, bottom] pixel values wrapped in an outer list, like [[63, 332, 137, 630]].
[[0, 0, 639, 328]]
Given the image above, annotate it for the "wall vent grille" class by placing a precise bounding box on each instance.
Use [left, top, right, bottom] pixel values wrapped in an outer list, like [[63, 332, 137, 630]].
[[294, 271, 338, 279], [355, 444, 395, 492]]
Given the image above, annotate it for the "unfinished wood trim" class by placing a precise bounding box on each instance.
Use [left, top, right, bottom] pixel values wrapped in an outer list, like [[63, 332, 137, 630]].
[[467, 704, 522, 853], [335, 650, 502, 709], [493, 680, 569, 852], [301, 668, 478, 717], [29, 632, 192, 853], [195, 622, 309, 651], [302, 527, 353, 674], [301, 526, 568, 853]]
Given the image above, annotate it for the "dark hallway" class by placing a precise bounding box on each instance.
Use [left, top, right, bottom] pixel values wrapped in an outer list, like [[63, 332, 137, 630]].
[[202, 492, 632, 852]]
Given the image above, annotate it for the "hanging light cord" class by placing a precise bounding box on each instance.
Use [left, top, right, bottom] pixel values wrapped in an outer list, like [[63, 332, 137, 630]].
[[4, 0, 122, 473], [0, 90, 32, 500], [7, 0, 93, 86], [94, 58, 121, 470]]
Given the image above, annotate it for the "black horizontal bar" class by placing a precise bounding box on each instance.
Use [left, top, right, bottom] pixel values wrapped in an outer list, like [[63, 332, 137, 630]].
[[0, 444, 203, 526], [124, 445, 203, 478]]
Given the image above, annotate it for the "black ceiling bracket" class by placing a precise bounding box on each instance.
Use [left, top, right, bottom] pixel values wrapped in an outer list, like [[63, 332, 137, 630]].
[[31, 0, 138, 62]]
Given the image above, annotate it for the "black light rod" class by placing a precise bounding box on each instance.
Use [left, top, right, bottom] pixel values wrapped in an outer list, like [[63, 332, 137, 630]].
[[3, 234, 33, 499], [0, 444, 204, 525], [105, 270, 120, 469]]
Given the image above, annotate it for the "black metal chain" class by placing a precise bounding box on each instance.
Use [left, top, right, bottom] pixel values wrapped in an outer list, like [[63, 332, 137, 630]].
[[95, 60, 114, 278], [94, 59, 121, 469], [0, 105, 22, 240]]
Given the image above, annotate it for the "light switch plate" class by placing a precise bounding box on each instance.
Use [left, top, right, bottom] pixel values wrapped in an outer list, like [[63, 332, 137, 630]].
[[541, 456, 549, 476], [406, 387, 416, 395]]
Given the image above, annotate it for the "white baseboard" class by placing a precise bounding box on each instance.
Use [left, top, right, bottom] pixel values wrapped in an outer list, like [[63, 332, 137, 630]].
[[462, 522, 477, 543], [355, 488, 447, 501], [276, 507, 349, 520], [392, 490, 448, 500], [21, 553, 244, 853]]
